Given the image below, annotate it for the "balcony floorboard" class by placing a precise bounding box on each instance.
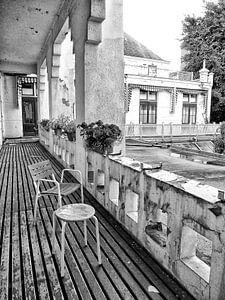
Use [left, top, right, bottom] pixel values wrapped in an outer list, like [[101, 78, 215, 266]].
[[0, 142, 194, 300]]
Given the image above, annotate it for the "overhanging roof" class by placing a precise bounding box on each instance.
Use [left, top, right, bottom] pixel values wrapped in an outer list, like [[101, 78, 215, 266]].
[[0, 0, 62, 73], [124, 32, 164, 61]]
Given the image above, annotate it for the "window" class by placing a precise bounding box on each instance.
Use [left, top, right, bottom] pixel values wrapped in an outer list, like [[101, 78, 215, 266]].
[[22, 82, 34, 96], [139, 90, 157, 124], [182, 94, 197, 124], [148, 65, 157, 77]]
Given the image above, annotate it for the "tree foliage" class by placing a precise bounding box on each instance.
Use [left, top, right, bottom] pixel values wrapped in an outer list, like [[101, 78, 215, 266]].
[[213, 122, 225, 153], [181, 0, 225, 122]]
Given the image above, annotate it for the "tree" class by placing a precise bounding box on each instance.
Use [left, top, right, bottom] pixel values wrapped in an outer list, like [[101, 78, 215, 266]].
[[181, 0, 225, 122], [213, 122, 225, 153]]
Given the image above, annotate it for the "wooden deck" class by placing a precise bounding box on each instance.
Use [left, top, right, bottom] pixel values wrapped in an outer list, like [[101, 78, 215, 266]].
[[0, 142, 195, 300]]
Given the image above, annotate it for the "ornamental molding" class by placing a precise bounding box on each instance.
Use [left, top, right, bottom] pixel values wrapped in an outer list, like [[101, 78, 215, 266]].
[[87, 0, 105, 45]]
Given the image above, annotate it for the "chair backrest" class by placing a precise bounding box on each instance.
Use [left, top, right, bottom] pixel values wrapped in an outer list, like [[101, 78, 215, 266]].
[[28, 160, 54, 182]]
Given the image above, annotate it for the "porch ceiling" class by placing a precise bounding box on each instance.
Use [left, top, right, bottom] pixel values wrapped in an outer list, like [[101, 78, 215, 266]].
[[0, 0, 62, 73]]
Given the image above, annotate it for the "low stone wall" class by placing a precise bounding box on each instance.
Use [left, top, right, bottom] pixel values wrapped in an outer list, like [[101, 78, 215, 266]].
[[39, 128, 76, 168], [85, 151, 225, 300], [39, 129, 225, 300]]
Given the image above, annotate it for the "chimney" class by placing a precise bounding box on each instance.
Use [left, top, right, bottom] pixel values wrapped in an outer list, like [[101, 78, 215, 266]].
[[199, 59, 209, 83], [208, 72, 214, 85]]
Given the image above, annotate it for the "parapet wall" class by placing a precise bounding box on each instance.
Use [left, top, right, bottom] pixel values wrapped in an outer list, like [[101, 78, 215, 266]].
[[39, 128, 225, 300], [86, 151, 225, 300]]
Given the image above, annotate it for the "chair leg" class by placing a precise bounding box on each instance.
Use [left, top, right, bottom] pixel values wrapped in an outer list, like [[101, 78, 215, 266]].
[[33, 193, 39, 224], [92, 216, 101, 265], [84, 220, 87, 246], [81, 184, 84, 203], [57, 194, 62, 208], [61, 221, 67, 277], [52, 211, 56, 254]]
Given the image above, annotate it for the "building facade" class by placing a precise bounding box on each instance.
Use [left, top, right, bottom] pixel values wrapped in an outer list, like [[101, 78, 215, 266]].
[[124, 33, 213, 126]]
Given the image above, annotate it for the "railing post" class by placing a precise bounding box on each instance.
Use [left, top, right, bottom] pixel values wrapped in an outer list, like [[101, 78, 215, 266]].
[[138, 166, 145, 241], [162, 122, 164, 142], [104, 155, 110, 208], [170, 122, 173, 142], [196, 123, 199, 142], [49, 129, 54, 155]]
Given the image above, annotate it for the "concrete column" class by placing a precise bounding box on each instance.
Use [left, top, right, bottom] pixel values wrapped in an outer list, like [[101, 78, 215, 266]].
[[70, 0, 124, 180], [85, 0, 124, 125], [49, 78, 60, 119], [70, 0, 90, 179], [38, 66, 49, 121], [85, 0, 124, 158], [46, 46, 60, 119]]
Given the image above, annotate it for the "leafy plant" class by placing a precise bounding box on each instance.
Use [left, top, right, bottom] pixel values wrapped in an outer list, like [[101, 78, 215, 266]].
[[214, 122, 225, 153], [181, 0, 225, 122], [63, 119, 76, 133], [214, 136, 225, 154], [39, 119, 50, 131], [63, 119, 76, 141], [77, 120, 122, 154], [50, 114, 71, 131]]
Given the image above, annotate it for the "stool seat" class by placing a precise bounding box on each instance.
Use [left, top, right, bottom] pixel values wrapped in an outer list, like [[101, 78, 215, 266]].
[[55, 204, 95, 222], [52, 202, 102, 277]]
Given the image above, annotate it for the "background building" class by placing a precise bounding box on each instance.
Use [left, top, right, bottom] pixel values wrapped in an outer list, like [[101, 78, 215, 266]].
[[124, 33, 213, 126]]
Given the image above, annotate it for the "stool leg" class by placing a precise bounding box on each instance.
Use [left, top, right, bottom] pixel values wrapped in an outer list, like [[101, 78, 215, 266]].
[[57, 194, 62, 208], [84, 220, 87, 246], [33, 193, 39, 224], [61, 221, 67, 277], [52, 211, 56, 254], [92, 216, 101, 265]]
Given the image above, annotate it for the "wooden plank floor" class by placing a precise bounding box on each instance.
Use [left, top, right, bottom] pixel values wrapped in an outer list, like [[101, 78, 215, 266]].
[[0, 142, 195, 300]]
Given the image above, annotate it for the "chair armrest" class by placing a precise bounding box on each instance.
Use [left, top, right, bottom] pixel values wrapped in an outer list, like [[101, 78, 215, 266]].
[[38, 178, 60, 189], [60, 169, 82, 184], [38, 178, 58, 184], [38, 178, 60, 194]]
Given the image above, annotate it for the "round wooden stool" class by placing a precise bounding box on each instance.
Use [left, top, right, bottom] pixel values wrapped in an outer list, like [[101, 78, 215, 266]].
[[52, 203, 102, 277]]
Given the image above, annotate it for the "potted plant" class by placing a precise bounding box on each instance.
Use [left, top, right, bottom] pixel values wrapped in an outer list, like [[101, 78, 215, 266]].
[[63, 119, 76, 141], [39, 119, 50, 131], [77, 120, 122, 154], [50, 114, 70, 136]]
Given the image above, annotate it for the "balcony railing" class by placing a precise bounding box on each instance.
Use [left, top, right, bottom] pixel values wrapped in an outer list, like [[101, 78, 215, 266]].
[[125, 123, 219, 140], [39, 126, 76, 168], [125, 64, 193, 80], [39, 127, 225, 300], [169, 71, 193, 81]]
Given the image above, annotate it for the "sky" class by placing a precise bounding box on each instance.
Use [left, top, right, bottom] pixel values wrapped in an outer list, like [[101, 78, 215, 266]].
[[123, 0, 217, 69]]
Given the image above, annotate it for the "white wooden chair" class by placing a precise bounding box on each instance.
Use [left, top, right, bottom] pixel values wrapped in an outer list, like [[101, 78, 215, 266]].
[[28, 159, 101, 277]]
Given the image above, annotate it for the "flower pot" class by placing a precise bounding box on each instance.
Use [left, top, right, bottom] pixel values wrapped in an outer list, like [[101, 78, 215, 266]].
[[54, 129, 62, 136], [67, 132, 76, 141]]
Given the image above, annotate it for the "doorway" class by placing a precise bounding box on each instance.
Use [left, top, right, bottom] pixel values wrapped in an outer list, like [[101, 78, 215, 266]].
[[22, 97, 37, 136]]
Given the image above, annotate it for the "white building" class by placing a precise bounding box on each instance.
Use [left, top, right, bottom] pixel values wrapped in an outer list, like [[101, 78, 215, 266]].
[[124, 33, 213, 126]]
